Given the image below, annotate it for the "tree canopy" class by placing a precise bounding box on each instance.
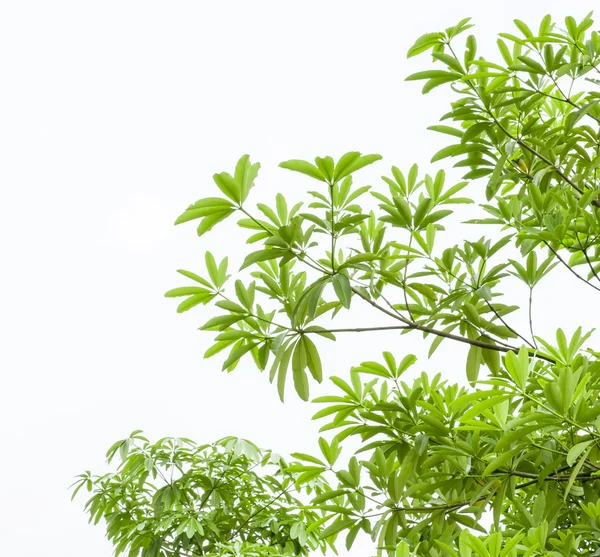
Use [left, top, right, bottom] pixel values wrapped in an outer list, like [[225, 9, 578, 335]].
[[73, 12, 600, 557]]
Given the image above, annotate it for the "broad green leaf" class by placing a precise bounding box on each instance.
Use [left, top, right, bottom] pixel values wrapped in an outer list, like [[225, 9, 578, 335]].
[[407, 32, 444, 58], [175, 198, 233, 224], [165, 287, 211, 298], [564, 445, 593, 500], [292, 340, 309, 401], [303, 336, 323, 382], [482, 446, 521, 476], [315, 156, 335, 183], [332, 273, 352, 309], [406, 70, 462, 81], [196, 209, 235, 236], [213, 172, 241, 203], [335, 153, 382, 181], [566, 440, 593, 467], [280, 159, 326, 182], [240, 248, 288, 270], [176, 293, 213, 313], [466, 345, 482, 385]]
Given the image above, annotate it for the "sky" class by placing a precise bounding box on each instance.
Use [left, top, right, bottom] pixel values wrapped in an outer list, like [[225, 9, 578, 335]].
[[1, 1, 598, 555]]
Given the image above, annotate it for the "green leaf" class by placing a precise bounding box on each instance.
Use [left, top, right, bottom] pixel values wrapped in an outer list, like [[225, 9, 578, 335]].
[[432, 51, 465, 73], [564, 444, 593, 500], [486, 153, 508, 200], [406, 70, 462, 82], [303, 336, 323, 383], [234, 155, 260, 202], [280, 159, 327, 182], [320, 518, 355, 539], [175, 198, 233, 224], [204, 339, 235, 358], [482, 446, 521, 476], [213, 172, 241, 203], [315, 156, 335, 183], [176, 293, 213, 313], [466, 345, 482, 386], [407, 32, 444, 58], [276, 344, 294, 402], [431, 144, 481, 163], [204, 252, 219, 286], [196, 210, 235, 237], [413, 197, 432, 228], [240, 249, 287, 270], [396, 541, 411, 557], [222, 341, 258, 371], [292, 340, 309, 401], [482, 346, 501, 375], [567, 440, 593, 467], [428, 125, 464, 138], [200, 315, 244, 331], [164, 287, 211, 298], [332, 273, 352, 309], [176, 269, 213, 288], [312, 489, 348, 504], [333, 152, 361, 182], [504, 347, 529, 389], [421, 209, 452, 227], [336, 153, 382, 181], [514, 19, 533, 38]]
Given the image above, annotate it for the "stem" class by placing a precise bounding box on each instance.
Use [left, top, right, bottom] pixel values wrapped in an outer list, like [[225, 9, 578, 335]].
[[487, 300, 535, 349], [360, 490, 495, 517], [514, 470, 599, 490], [402, 236, 415, 321], [510, 470, 598, 481], [306, 325, 411, 334], [329, 185, 336, 272], [528, 287, 537, 349]]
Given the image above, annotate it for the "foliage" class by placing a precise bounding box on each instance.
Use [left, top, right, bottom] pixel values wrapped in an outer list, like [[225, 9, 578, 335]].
[[71, 432, 328, 557], [75, 12, 600, 557]]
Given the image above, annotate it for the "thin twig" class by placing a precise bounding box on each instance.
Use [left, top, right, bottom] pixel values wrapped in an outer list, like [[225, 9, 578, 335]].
[[575, 230, 600, 285], [228, 484, 296, 541], [486, 301, 535, 349], [543, 241, 600, 293], [528, 287, 537, 350], [351, 286, 556, 364]]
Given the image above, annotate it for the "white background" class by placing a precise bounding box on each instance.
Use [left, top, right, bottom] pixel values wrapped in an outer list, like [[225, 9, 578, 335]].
[[1, 1, 597, 555]]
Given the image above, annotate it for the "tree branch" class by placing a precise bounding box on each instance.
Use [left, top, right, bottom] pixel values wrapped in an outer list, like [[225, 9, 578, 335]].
[[351, 286, 556, 364], [528, 287, 537, 350], [513, 469, 600, 489], [306, 325, 411, 334]]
